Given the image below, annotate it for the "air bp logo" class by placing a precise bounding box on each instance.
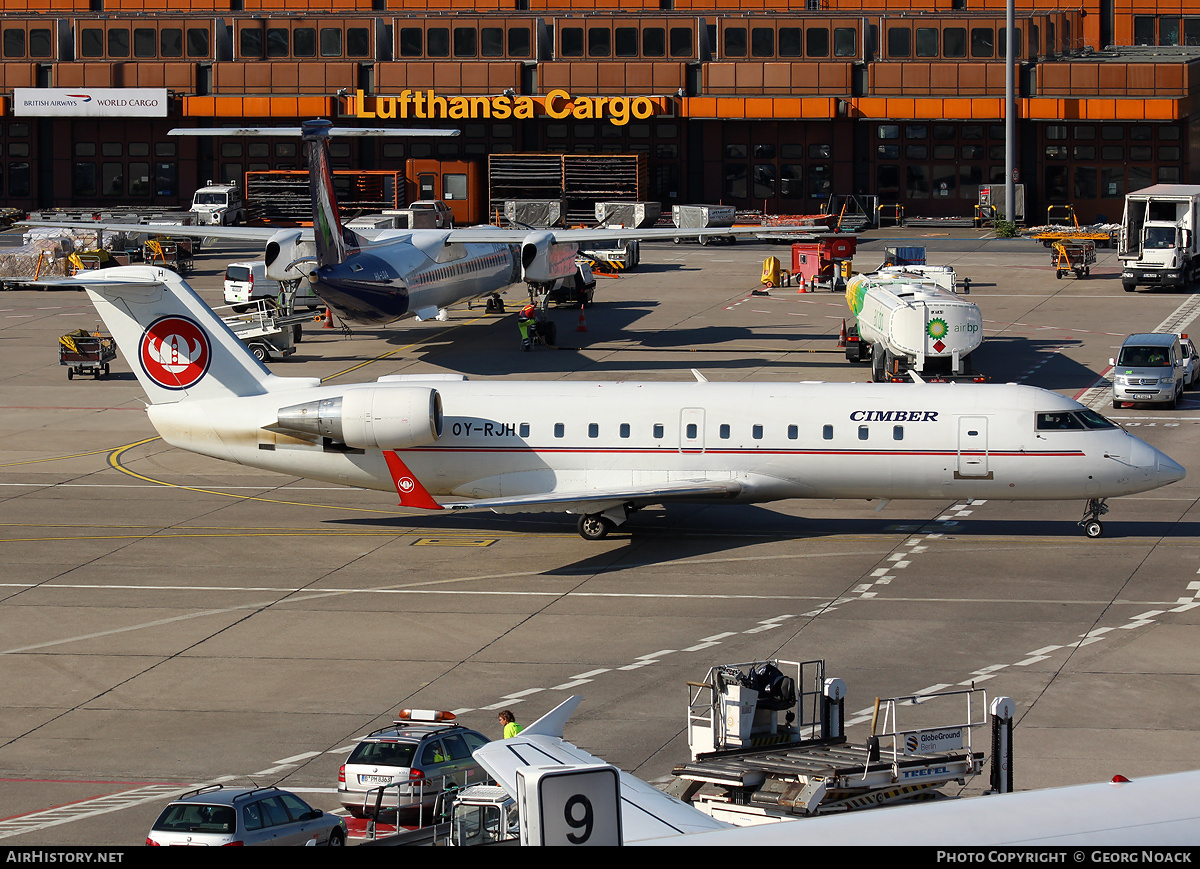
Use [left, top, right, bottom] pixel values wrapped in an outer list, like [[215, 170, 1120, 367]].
[[927, 318, 949, 340], [139, 315, 211, 390]]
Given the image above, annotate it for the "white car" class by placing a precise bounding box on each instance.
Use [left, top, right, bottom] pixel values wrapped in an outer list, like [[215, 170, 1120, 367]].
[[147, 785, 346, 846], [1182, 335, 1199, 389], [409, 199, 454, 228]]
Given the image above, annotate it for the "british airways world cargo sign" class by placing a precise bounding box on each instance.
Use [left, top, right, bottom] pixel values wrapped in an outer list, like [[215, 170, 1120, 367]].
[[14, 88, 168, 117]]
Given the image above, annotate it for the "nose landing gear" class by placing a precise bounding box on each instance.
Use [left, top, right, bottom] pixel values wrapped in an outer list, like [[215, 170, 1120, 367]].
[[1079, 498, 1109, 539]]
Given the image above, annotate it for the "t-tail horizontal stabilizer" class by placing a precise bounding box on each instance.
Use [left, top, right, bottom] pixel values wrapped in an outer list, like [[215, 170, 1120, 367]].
[[49, 266, 295, 404]]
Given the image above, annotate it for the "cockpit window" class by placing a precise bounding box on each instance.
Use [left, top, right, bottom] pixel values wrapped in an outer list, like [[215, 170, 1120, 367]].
[[1036, 412, 1084, 431], [1075, 409, 1118, 430], [1036, 410, 1117, 431]]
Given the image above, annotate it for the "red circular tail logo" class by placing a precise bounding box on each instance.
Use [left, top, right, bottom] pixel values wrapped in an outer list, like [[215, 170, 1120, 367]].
[[139, 315, 211, 390]]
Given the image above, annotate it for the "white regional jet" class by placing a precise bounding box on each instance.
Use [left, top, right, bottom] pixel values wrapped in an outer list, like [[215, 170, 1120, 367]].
[[63, 264, 1183, 540], [478, 697, 1200, 846], [24, 119, 812, 326]]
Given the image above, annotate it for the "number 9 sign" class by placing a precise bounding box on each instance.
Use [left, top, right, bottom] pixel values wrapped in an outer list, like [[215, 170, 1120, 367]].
[[517, 764, 623, 846]]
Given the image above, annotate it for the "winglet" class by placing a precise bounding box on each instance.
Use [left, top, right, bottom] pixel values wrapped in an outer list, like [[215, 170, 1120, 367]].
[[382, 450, 444, 510], [523, 695, 584, 738]]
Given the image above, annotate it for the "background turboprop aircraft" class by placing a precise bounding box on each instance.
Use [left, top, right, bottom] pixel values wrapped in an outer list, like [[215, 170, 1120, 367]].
[[53, 265, 1184, 541], [23, 118, 818, 326]]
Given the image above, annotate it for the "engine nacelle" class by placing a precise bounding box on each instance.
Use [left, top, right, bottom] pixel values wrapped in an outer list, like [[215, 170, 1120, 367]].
[[273, 387, 443, 450], [521, 230, 579, 283], [265, 229, 318, 282]]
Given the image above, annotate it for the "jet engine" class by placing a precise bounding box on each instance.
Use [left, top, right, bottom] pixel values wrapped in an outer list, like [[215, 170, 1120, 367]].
[[272, 387, 443, 450], [520, 230, 579, 283], [264, 229, 318, 282]]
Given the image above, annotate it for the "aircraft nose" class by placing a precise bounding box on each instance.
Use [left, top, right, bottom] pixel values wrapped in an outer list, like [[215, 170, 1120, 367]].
[[1156, 451, 1186, 486], [1131, 437, 1186, 486]]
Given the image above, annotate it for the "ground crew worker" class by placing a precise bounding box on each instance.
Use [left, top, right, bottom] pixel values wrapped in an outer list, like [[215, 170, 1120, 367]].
[[498, 710, 523, 739], [517, 303, 537, 351]]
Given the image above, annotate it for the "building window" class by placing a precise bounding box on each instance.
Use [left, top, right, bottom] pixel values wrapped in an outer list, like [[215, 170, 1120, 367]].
[[427, 28, 450, 58], [887, 27, 911, 58]]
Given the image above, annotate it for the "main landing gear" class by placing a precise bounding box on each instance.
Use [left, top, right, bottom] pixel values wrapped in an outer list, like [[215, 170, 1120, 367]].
[[1079, 498, 1109, 539], [576, 505, 636, 540]]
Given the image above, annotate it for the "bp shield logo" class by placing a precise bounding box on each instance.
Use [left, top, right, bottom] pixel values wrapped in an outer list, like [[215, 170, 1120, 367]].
[[139, 315, 211, 390]]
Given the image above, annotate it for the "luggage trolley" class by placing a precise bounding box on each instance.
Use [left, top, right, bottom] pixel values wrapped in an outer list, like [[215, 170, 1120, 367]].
[[59, 329, 116, 380], [1051, 239, 1096, 279]]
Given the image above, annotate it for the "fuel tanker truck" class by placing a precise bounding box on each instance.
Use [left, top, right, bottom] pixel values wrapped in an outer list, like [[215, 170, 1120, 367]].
[[842, 267, 985, 382]]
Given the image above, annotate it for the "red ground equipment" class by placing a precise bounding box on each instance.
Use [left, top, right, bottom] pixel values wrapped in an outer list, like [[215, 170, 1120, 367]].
[[791, 237, 857, 292]]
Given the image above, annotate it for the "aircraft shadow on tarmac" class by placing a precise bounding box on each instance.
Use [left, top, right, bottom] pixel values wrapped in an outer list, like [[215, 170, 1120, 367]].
[[324, 504, 1192, 568], [302, 299, 838, 377]]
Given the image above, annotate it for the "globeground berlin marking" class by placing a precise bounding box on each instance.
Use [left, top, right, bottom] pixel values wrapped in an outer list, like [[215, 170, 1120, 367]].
[[138, 315, 211, 390]]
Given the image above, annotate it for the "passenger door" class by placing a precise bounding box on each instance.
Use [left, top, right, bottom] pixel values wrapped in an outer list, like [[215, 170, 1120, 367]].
[[956, 416, 991, 478]]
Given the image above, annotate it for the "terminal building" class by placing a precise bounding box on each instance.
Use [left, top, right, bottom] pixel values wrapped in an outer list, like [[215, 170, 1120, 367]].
[[0, 1, 1197, 225]]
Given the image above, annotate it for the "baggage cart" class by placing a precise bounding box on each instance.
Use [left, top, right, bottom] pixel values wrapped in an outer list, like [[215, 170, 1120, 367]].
[[59, 329, 116, 380], [1051, 239, 1096, 279]]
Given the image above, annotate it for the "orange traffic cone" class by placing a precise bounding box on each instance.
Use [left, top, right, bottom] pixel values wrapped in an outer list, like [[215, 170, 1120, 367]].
[[576, 305, 588, 333], [838, 319, 847, 347], [322, 307, 334, 329]]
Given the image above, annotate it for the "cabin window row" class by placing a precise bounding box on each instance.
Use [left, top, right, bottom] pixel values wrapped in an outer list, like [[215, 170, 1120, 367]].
[[527, 423, 910, 441]]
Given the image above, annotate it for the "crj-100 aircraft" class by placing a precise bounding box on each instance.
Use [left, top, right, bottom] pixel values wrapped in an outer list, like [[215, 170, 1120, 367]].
[[25, 119, 813, 326], [62, 264, 1183, 540]]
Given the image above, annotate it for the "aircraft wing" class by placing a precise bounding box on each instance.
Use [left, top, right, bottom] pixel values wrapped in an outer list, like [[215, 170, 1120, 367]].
[[636, 769, 1200, 846], [446, 479, 742, 515], [473, 696, 731, 842], [20, 220, 288, 244], [444, 225, 824, 244]]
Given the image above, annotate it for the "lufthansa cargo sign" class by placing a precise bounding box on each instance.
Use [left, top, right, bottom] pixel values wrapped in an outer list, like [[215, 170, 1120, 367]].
[[354, 88, 664, 126], [14, 88, 169, 117]]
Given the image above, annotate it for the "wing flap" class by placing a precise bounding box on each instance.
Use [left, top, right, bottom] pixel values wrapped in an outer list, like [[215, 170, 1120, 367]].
[[446, 479, 741, 515]]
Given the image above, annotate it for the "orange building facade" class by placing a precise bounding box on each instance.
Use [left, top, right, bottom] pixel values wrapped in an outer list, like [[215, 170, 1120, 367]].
[[0, 1, 1197, 224]]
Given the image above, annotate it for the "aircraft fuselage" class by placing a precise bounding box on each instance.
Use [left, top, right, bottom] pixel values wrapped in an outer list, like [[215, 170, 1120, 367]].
[[148, 378, 1184, 509], [314, 231, 520, 324]]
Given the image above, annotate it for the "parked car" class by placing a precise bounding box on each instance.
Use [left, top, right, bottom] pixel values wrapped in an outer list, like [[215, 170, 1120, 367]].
[[147, 785, 346, 846], [409, 199, 454, 229], [1181, 334, 1199, 389], [338, 710, 490, 818]]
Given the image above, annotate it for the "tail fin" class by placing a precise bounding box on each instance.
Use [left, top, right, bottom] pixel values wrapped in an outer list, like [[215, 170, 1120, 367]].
[[75, 265, 277, 404], [302, 119, 361, 269]]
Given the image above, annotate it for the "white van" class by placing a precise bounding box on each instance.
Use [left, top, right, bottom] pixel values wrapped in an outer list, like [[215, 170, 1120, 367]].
[[224, 262, 322, 312], [224, 261, 280, 312]]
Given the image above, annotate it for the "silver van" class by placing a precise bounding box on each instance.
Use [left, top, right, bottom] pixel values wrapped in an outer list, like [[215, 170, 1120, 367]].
[[1110, 332, 1186, 409]]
